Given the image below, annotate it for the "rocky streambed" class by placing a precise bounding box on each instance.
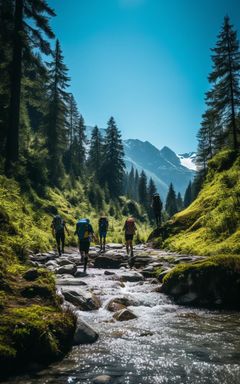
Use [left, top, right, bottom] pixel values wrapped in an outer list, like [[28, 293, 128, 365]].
[[3, 244, 240, 384]]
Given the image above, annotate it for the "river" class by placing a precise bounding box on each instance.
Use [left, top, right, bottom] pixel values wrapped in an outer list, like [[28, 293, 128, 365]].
[[3, 247, 240, 384]]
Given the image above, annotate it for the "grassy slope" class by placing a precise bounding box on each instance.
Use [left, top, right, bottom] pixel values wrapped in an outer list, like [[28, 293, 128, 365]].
[[162, 150, 240, 255], [0, 176, 79, 375]]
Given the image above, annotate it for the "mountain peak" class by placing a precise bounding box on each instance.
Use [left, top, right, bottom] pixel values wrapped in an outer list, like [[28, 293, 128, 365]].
[[160, 146, 181, 167]]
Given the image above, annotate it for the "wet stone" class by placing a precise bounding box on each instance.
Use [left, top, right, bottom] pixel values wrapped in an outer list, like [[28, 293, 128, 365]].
[[94, 256, 123, 269], [73, 317, 99, 345], [104, 270, 116, 276], [106, 296, 136, 312], [56, 264, 77, 276], [106, 243, 123, 249], [62, 289, 101, 310], [113, 308, 137, 321], [93, 375, 113, 384], [119, 272, 144, 282]]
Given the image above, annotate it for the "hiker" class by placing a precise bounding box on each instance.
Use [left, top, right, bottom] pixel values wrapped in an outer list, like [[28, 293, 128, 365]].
[[75, 218, 97, 273], [123, 216, 137, 262], [98, 214, 109, 252], [152, 193, 163, 227], [51, 214, 69, 256]]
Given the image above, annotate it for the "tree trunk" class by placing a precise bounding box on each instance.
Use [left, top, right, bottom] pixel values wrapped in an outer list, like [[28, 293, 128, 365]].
[[5, 0, 23, 175]]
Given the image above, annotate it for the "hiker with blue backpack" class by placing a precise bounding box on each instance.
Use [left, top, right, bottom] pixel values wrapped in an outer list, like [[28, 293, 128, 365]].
[[51, 214, 69, 256], [98, 214, 109, 252], [75, 218, 97, 273]]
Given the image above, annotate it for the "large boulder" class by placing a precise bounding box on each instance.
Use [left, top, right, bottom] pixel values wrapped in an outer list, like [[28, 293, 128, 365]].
[[62, 289, 101, 310], [113, 308, 137, 321], [73, 318, 99, 345], [161, 255, 240, 309]]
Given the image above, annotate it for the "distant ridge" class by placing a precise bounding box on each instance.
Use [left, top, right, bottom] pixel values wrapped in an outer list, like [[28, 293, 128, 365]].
[[86, 126, 195, 199]]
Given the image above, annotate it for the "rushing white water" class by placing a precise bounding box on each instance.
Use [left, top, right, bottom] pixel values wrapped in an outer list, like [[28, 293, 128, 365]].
[[4, 266, 240, 384]]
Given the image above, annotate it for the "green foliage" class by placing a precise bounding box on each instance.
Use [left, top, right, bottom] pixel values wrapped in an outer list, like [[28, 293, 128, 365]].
[[161, 151, 240, 255]]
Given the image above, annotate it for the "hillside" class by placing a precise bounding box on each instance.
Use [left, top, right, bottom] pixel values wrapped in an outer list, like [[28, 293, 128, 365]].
[[151, 150, 240, 255]]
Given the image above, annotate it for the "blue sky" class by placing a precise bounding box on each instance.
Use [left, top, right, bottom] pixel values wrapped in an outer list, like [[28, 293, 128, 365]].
[[48, 0, 240, 153]]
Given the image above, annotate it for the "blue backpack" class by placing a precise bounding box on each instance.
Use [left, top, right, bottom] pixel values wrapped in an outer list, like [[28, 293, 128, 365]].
[[76, 219, 90, 240]]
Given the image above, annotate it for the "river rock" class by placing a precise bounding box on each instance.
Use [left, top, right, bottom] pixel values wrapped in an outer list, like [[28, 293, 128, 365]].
[[107, 243, 123, 249], [46, 260, 59, 268], [62, 289, 101, 310], [104, 270, 116, 276], [93, 375, 113, 384], [119, 272, 144, 282], [113, 308, 137, 321], [73, 318, 99, 345], [56, 264, 77, 275], [94, 255, 123, 269], [57, 258, 75, 266], [88, 250, 99, 258], [57, 277, 87, 286], [106, 297, 135, 312]]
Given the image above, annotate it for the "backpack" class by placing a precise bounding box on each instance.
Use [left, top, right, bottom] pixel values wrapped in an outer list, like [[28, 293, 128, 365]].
[[53, 215, 64, 233], [76, 219, 90, 240], [125, 218, 135, 235], [99, 217, 108, 232]]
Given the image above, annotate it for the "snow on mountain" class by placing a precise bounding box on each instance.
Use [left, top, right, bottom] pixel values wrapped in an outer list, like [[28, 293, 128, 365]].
[[178, 152, 197, 171]]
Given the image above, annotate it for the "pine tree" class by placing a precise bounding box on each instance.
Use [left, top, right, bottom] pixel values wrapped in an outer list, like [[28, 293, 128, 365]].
[[176, 192, 183, 211], [126, 166, 135, 199], [101, 117, 125, 197], [207, 16, 240, 151], [134, 169, 139, 201], [165, 183, 178, 217], [68, 94, 79, 146], [147, 178, 157, 202], [46, 39, 69, 185], [88, 126, 103, 181], [5, 0, 55, 174], [75, 114, 87, 176], [184, 181, 192, 208], [63, 94, 79, 174], [138, 170, 148, 207]]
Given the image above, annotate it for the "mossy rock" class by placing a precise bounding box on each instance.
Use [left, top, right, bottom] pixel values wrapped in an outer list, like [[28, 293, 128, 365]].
[[0, 305, 76, 378], [161, 255, 240, 309]]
